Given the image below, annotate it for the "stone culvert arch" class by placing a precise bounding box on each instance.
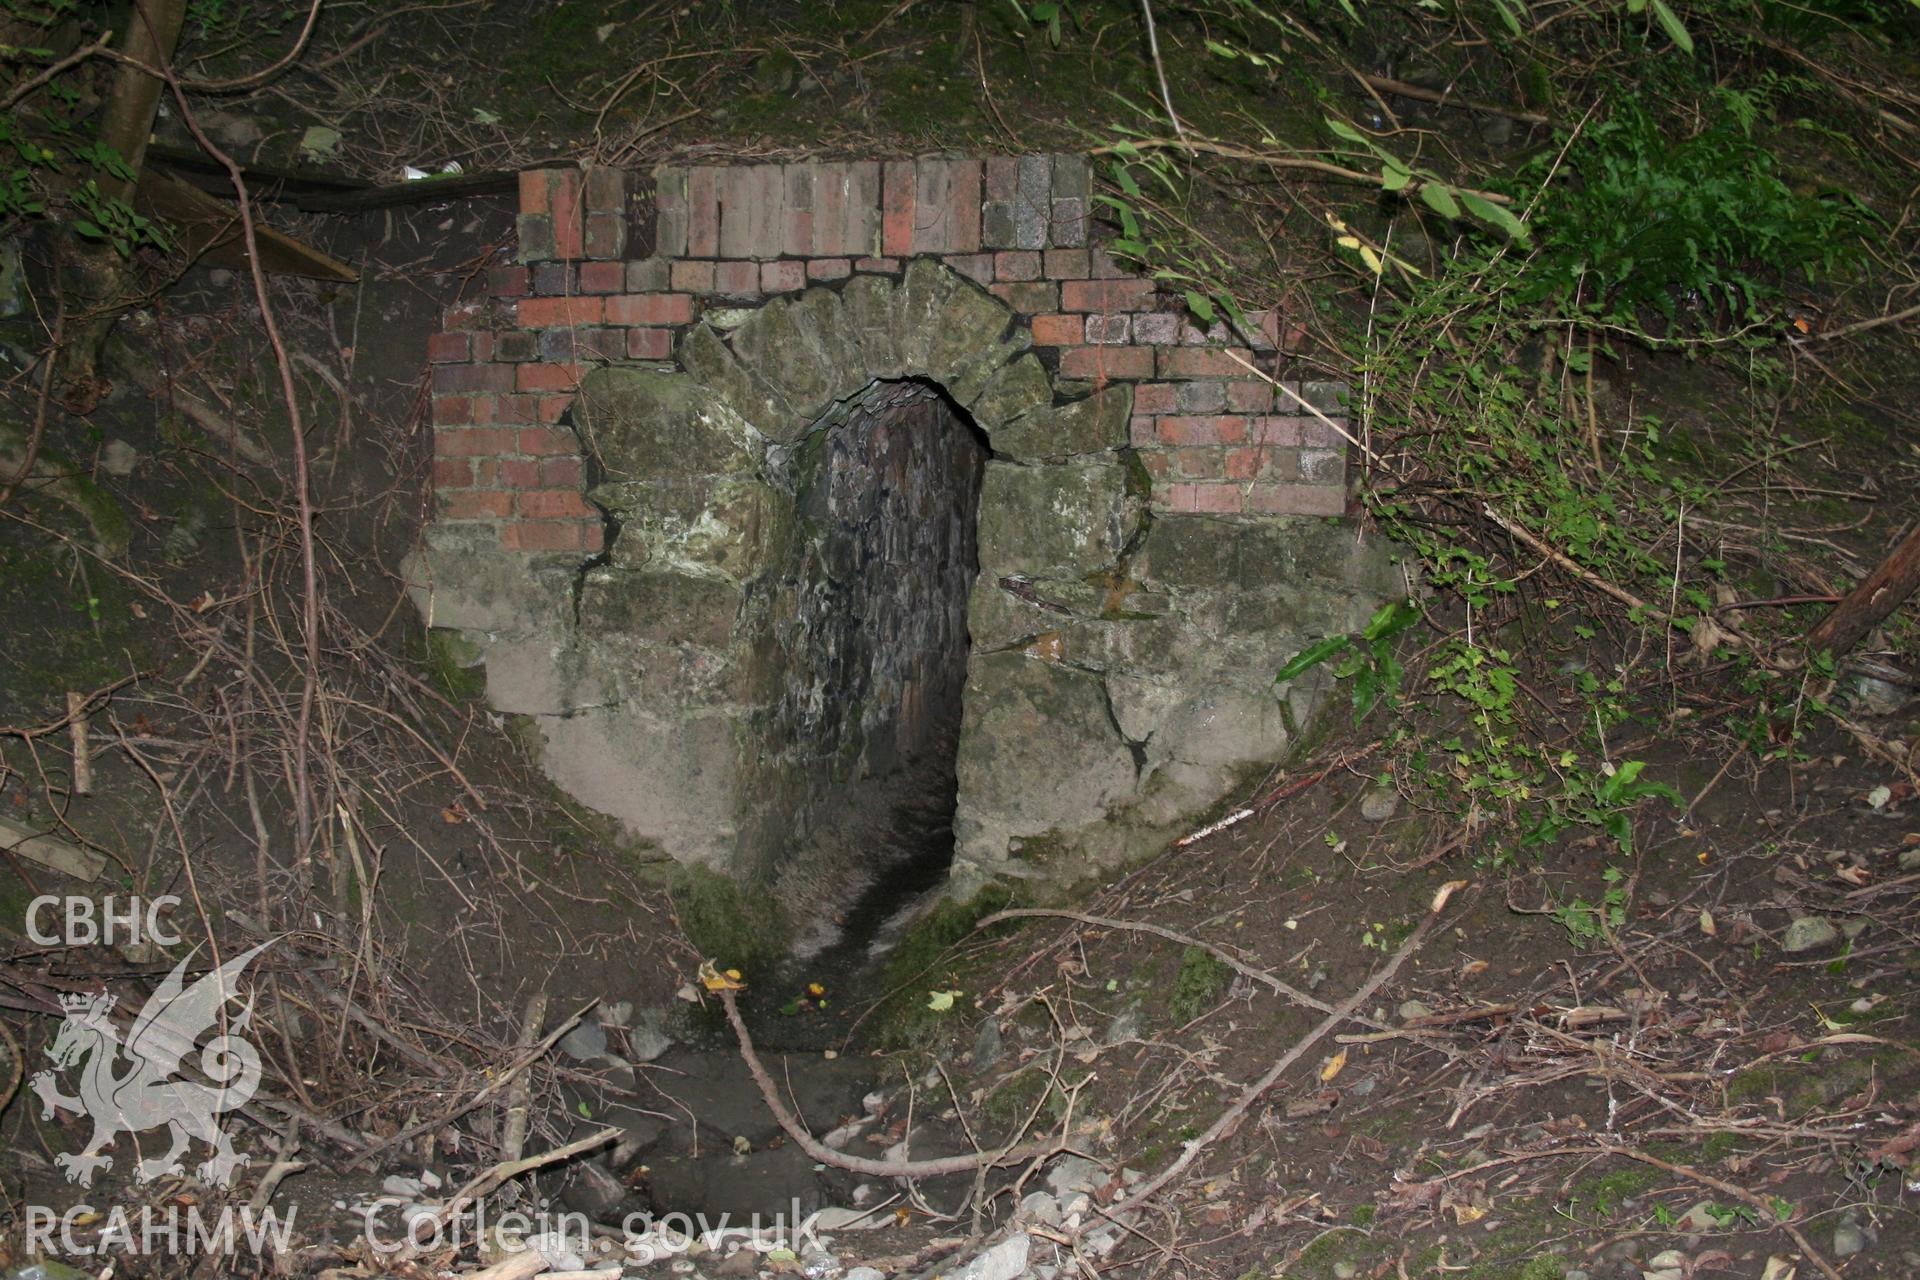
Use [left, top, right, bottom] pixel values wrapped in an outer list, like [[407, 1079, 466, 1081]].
[[409, 159, 1400, 901]]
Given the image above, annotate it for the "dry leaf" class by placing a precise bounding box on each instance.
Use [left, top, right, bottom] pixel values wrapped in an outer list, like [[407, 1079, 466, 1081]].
[[1760, 1257, 1796, 1280], [1698, 910, 1716, 936]]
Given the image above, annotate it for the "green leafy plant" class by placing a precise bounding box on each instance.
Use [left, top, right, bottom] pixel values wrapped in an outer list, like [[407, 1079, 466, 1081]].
[[1514, 101, 1871, 324], [1555, 867, 1626, 946], [1275, 599, 1422, 723]]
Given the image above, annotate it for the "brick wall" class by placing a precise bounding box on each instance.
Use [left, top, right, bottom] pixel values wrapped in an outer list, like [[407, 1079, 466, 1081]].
[[428, 156, 1348, 554]]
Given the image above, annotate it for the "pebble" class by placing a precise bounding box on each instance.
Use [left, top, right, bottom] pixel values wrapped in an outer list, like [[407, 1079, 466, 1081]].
[[845, 1270, 884, 1280], [1832, 1220, 1871, 1258], [1781, 916, 1839, 952], [1046, 1154, 1101, 1197], [1333, 1264, 1357, 1279], [101, 440, 140, 476], [951, 1234, 1030, 1280], [1398, 1000, 1433, 1022], [1359, 786, 1399, 821], [974, 1016, 1003, 1069]]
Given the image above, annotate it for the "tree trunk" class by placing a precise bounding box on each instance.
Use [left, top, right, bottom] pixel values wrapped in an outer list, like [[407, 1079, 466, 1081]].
[[1806, 521, 1920, 659], [56, 0, 189, 411]]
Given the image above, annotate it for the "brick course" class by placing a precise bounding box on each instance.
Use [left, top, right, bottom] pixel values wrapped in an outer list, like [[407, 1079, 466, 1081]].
[[429, 155, 1344, 551]]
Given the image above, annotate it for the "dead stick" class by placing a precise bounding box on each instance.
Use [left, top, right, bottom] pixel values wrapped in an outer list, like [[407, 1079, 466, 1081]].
[[433, 1128, 617, 1230], [66, 693, 91, 796], [718, 986, 1056, 1178], [502, 990, 549, 1164], [979, 908, 1332, 1013], [1612, 1147, 1842, 1280], [1092, 880, 1467, 1228]]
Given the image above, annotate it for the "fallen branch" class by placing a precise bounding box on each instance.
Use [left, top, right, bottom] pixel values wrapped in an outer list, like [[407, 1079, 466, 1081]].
[[717, 985, 1059, 1178], [1090, 879, 1468, 1228]]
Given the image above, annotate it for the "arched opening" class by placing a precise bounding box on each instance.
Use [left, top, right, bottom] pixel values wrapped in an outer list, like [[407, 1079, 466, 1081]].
[[757, 378, 989, 958]]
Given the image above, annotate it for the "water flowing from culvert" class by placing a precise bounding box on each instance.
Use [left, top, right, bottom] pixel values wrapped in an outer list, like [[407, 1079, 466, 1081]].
[[737, 378, 988, 1050]]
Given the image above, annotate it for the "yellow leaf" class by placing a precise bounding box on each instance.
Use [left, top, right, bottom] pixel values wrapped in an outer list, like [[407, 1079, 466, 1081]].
[[927, 989, 961, 1012], [697, 960, 745, 991], [1450, 1202, 1488, 1224], [1319, 1048, 1348, 1082], [1698, 910, 1716, 936], [808, 982, 826, 996], [1358, 245, 1383, 274]]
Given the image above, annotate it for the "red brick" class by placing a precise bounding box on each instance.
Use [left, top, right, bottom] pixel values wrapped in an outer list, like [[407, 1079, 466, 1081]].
[[578, 261, 624, 293], [434, 427, 517, 457], [855, 257, 899, 273], [1058, 346, 1153, 381], [1062, 279, 1155, 313], [433, 458, 473, 488], [433, 363, 515, 394], [585, 166, 625, 212], [985, 155, 1019, 201], [627, 328, 673, 359], [1174, 448, 1222, 479], [584, 212, 624, 260], [1030, 314, 1081, 346], [882, 160, 915, 257], [1226, 381, 1275, 413], [1157, 347, 1259, 379], [672, 260, 716, 293], [518, 296, 604, 327], [470, 333, 494, 363], [1133, 313, 1181, 345], [1140, 452, 1170, 478], [518, 426, 578, 456], [1163, 483, 1242, 514], [945, 253, 993, 285], [550, 169, 584, 259], [518, 363, 584, 393], [783, 164, 816, 257], [498, 458, 542, 488], [991, 282, 1057, 312], [1043, 248, 1090, 279], [432, 396, 474, 426], [538, 395, 573, 423], [517, 489, 596, 519], [540, 458, 584, 487], [1089, 246, 1130, 278], [501, 521, 592, 552], [946, 158, 981, 251], [442, 301, 484, 332], [1086, 314, 1130, 344], [762, 261, 806, 293], [518, 170, 549, 217], [688, 167, 720, 257], [1134, 382, 1178, 413], [715, 261, 759, 295], [1158, 415, 1248, 446], [428, 332, 470, 363], [491, 394, 539, 424], [1130, 416, 1157, 447], [1249, 416, 1346, 448], [996, 251, 1042, 281], [583, 523, 604, 552], [443, 490, 512, 520], [1224, 448, 1261, 481], [1245, 484, 1345, 516], [489, 266, 530, 297], [605, 293, 695, 326], [808, 257, 852, 281]]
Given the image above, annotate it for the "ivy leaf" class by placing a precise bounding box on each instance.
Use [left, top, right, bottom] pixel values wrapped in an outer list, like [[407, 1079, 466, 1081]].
[[1418, 183, 1461, 220], [926, 989, 962, 1012], [1381, 158, 1413, 191], [1185, 290, 1216, 324]]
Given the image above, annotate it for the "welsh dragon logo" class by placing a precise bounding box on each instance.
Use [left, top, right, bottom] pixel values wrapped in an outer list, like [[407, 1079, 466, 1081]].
[[31, 942, 271, 1188]]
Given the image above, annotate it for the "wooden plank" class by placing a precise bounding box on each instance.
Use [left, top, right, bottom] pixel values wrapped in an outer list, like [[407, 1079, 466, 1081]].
[[135, 169, 358, 282], [0, 815, 107, 882]]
